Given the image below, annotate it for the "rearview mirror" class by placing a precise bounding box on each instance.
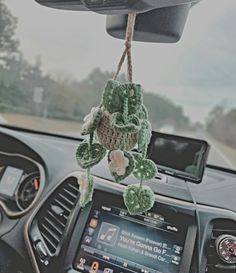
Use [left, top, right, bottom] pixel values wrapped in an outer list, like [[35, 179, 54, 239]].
[[106, 4, 191, 43], [35, 0, 200, 14], [34, 0, 201, 43]]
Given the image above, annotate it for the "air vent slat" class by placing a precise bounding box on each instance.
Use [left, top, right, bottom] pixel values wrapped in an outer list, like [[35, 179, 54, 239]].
[[40, 223, 61, 243], [58, 192, 75, 206], [67, 183, 80, 193], [44, 217, 63, 236], [63, 188, 78, 199], [37, 177, 79, 255], [53, 198, 72, 214], [41, 232, 57, 253], [47, 210, 66, 228]]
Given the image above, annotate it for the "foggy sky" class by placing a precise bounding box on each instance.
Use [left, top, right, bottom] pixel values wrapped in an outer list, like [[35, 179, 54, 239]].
[[6, 0, 236, 122]]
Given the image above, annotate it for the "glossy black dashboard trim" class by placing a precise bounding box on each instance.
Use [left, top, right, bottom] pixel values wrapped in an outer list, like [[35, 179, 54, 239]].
[[25, 171, 236, 273], [207, 164, 236, 175], [0, 124, 84, 142]]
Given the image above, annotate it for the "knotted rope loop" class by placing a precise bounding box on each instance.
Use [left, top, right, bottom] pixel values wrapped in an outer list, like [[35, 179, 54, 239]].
[[113, 13, 137, 83]]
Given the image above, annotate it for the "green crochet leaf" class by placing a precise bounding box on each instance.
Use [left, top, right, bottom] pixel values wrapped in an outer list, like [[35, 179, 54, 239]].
[[102, 81, 143, 116], [123, 184, 155, 215], [112, 112, 141, 133], [133, 153, 157, 181], [81, 107, 103, 135], [102, 79, 123, 114], [139, 104, 149, 120], [79, 174, 94, 207], [76, 141, 106, 169], [138, 120, 152, 153], [108, 150, 134, 183], [115, 83, 143, 115]]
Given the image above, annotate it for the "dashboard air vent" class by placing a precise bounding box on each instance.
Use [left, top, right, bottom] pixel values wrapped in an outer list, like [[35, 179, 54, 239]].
[[37, 177, 79, 255], [206, 219, 236, 273]]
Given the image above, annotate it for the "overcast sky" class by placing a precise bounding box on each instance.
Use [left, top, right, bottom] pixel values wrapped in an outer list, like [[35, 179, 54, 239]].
[[6, 0, 236, 123]]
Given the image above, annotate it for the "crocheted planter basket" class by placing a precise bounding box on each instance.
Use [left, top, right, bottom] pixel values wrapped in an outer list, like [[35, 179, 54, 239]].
[[96, 111, 137, 151]]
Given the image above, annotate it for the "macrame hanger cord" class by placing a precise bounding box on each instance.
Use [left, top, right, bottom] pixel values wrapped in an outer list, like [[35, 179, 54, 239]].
[[76, 12, 157, 214], [113, 13, 137, 83]]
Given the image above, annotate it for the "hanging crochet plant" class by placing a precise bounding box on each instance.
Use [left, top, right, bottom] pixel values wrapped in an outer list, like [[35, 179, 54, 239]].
[[76, 14, 157, 215]]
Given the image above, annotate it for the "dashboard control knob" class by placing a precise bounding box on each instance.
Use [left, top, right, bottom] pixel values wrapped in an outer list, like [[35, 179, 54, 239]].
[[216, 235, 236, 264]]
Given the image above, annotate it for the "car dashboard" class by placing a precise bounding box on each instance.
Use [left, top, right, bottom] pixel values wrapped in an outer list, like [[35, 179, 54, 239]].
[[0, 126, 235, 273]]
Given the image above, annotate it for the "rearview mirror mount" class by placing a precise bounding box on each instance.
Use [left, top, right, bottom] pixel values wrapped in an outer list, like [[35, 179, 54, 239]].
[[106, 4, 191, 43]]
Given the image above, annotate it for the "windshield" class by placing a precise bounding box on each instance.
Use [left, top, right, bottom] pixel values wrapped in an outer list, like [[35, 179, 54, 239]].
[[1, 0, 236, 170]]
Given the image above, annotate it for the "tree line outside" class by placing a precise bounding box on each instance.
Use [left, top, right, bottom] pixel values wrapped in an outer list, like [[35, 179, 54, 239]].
[[0, 0, 191, 132], [207, 106, 236, 150]]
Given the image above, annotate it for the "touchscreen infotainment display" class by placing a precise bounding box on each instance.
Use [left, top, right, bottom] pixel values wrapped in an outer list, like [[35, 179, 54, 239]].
[[74, 194, 189, 273]]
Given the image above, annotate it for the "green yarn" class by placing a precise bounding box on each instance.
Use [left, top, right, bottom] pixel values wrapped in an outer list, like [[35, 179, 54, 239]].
[[111, 92, 141, 133], [76, 141, 106, 169], [139, 104, 149, 120], [108, 150, 134, 183], [123, 97, 129, 121], [76, 79, 158, 215], [138, 120, 152, 154], [115, 83, 143, 115], [123, 184, 155, 215], [79, 173, 94, 207], [112, 113, 140, 133], [102, 81, 143, 116], [133, 153, 157, 181], [103, 80, 123, 114]]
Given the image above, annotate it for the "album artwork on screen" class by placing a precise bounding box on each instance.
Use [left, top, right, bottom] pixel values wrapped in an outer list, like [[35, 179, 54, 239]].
[[147, 132, 210, 183]]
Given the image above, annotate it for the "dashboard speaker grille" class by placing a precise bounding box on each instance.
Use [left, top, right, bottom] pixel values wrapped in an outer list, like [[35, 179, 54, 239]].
[[37, 177, 79, 254]]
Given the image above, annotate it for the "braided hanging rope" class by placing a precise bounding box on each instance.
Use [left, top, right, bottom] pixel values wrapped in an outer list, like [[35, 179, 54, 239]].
[[113, 13, 137, 83], [76, 12, 158, 215]]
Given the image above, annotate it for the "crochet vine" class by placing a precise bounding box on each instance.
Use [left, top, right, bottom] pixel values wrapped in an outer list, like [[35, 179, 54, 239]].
[[76, 13, 157, 215], [76, 79, 157, 215]]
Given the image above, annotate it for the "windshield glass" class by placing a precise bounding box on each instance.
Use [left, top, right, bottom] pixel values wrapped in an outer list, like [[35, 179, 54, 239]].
[[1, 0, 236, 170]]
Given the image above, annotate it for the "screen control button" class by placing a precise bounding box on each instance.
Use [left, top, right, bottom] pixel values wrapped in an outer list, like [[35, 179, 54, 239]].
[[76, 257, 86, 271], [90, 261, 100, 273], [171, 255, 181, 265], [89, 219, 98, 229], [116, 258, 136, 271]]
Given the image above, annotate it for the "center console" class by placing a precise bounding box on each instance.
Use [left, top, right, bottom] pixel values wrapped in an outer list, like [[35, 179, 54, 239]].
[[67, 191, 196, 273], [26, 173, 236, 273]]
